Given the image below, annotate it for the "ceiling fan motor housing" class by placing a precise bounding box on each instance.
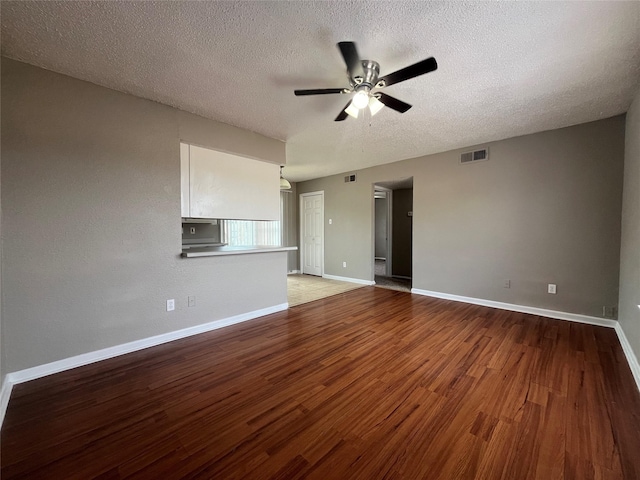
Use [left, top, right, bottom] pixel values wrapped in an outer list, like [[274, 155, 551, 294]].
[[353, 60, 380, 91]]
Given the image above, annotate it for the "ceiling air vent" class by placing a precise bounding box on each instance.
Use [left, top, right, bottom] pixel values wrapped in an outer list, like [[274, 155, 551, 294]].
[[460, 147, 489, 164], [344, 174, 357, 183]]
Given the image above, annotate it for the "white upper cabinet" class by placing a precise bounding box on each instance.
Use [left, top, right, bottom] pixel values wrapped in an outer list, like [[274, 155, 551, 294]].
[[180, 143, 280, 220]]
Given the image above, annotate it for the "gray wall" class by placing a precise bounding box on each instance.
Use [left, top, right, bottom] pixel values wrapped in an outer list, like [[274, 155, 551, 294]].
[[374, 197, 388, 259], [298, 116, 625, 318], [1, 58, 288, 373], [619, 88, 640, 361], [392, 188, 412, 278]]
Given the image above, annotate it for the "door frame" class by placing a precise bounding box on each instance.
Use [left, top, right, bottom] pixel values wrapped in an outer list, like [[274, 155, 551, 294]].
[[299, 191, 324, 276], [374, 186, 393, 277]]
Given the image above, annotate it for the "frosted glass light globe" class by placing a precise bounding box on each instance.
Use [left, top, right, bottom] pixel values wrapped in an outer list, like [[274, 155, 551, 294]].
[[352, 90, 370, 109], [369, 96, 384, 116]]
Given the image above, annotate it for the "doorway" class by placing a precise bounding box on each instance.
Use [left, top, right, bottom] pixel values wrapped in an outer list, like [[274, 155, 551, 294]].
[[300, 191, 324, 276], [374, 187, 392, 277], [373, 179, 413, 292]]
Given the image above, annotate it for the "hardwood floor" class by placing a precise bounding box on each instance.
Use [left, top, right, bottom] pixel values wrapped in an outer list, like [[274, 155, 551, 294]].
[[2, 287, 640, 479]]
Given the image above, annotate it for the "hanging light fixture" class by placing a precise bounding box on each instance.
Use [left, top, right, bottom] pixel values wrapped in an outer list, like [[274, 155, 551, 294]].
[[345, 102, 360, 119], [280, 166, 291, 190], [352, 88, 371, 109], [368, 95, 384, 116]]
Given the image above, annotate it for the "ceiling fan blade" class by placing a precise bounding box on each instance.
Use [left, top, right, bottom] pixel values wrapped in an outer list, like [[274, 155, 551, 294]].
[[335, 101, 353, 121], [378, 57, 437, 87], [337, 41, 363, 79], [294, 88, 346, 96], [377, 93, 412, 113]]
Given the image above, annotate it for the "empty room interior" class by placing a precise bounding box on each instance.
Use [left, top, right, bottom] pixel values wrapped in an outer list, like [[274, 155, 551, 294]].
[[1, 1, 640, 478]]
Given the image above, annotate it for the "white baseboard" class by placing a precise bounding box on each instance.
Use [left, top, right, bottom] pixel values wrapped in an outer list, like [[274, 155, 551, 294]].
[[410, 288, 617, 328], [0, 376, 13, 429], [614, 323, 640, 393], [287, 270, 301, 275], [3, 290, 637, 433], [6, 303, 288, 387], [322, 274, 375, 286]]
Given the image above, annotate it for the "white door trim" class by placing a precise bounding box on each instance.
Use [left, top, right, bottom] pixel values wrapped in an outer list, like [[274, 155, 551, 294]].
[[385, 190, 393, 277], [374, 186, 393, 278], [299, 191, 324, 276]]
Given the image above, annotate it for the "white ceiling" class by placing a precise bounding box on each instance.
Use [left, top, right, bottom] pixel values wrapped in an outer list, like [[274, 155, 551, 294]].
[[2, 1, 639, 182]]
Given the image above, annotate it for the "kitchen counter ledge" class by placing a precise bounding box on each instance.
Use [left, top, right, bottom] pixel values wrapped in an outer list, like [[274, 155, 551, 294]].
[[182, 245, 297, 258]]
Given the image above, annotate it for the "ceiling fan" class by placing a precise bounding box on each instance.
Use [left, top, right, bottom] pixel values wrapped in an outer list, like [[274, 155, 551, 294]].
[[294, 41, 437, 121]]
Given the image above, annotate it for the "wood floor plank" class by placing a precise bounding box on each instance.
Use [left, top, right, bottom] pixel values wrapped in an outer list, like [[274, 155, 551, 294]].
[[2, 287, 640, 479]]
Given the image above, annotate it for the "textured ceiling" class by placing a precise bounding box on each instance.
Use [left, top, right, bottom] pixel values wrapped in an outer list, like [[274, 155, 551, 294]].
[[2, 1, 639, 182]]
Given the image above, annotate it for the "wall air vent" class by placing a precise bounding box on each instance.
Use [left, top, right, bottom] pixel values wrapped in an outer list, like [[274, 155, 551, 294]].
[[344, 174, 357, 183], [460, 147, 489, 164]]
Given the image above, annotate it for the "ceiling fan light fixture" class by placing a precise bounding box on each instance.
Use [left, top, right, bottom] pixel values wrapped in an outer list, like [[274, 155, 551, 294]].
[[352, 90, 370, 109], [294, 42, 437, 122], [345, 102, 360, 119], [369, 96, 384, 116]]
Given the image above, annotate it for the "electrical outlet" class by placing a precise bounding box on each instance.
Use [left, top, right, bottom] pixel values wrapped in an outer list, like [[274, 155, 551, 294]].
[[504, 279, 510, 289], [547, 284, 557, 294], [343, 261, 347, 268], [329, 219, 332, 224], [188, 295, 196, 307], [166, 299, 175, 311], [603, 306, 616, 318]]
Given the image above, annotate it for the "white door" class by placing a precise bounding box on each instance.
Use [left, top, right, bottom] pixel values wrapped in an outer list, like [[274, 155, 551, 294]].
[[301, 192, 324, 276]]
